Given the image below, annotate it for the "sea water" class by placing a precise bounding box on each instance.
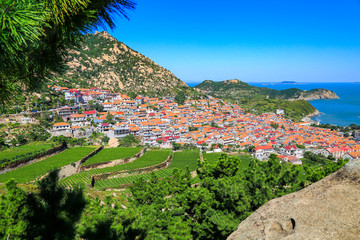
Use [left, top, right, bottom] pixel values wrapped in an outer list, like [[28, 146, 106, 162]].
[[187, 82, 360, 126], [248, 82, 360, 126]]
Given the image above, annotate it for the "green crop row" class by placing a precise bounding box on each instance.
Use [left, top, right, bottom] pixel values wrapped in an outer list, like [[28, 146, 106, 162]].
[[203, 152, 252, 169], [0, 142, 55, 164], [0, 146, 96, 183], [93, 149, 200, 189], [202, 152, 222, 165], [60, 149, 171, 188], [82, 147, 142, 166], [167, 149, 199, 171]]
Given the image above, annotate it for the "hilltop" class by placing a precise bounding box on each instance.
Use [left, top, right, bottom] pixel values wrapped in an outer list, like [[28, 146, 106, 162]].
[[52, 31, 191, 96], [228, 160, 360, 240], [195, 79, 339, 101]]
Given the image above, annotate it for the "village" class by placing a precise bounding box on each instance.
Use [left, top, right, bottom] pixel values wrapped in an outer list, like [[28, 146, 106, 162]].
[[5, 85, 360, 163]]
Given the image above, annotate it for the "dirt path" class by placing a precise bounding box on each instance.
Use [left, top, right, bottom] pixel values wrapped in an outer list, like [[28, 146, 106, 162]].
[[58, 161, 81, 180], [83, 158, 128, 170]]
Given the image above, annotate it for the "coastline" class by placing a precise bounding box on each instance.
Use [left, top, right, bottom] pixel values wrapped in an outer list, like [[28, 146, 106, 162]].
[[301, 109, 321, 124]]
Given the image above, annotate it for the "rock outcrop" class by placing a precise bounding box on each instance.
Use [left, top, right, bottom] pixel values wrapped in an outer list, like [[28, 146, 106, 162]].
[[227, 160, 360, 240], [289, 88, 340, 101]]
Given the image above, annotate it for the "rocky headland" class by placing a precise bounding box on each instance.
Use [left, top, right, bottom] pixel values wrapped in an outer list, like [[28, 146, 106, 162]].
[[288, 88, 340, 101], [195, 79, 339, 101]]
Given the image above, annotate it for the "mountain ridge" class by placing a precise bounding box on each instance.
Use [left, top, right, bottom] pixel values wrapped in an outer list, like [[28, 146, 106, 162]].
[[52, 31, 190, 96]]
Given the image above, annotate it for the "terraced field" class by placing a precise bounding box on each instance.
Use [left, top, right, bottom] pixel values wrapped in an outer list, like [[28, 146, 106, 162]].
[[82, 147, 142, 166], [168, 149, 200, 171], [238, 155, 252, 169], [0, 146, 96, 183], [95, 149, 200, 189], [203, 152, 222, 165], [0, 142, 56, 167], [203, 152, 252, 169], [61, 149, 171, 188]]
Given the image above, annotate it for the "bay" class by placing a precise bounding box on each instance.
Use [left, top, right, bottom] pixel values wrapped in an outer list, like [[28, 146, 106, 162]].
[[250, 82, 360, 126]]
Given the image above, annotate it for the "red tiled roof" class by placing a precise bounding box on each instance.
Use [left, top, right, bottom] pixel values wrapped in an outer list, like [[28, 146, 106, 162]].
[[53, 122, 69, 126], [83, 110, 96, 115]]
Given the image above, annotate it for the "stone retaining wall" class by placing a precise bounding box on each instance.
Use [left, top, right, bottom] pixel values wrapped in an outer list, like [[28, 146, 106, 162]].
[[80, 147, 146, 171], [0, 142, 67, 172], [76, 145, 104, 172]]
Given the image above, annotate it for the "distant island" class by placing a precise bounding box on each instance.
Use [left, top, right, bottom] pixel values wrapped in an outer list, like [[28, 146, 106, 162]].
[[281, 81, 297, 84]]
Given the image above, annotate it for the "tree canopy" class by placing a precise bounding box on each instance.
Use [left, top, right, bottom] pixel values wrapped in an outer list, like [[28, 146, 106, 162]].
[[0, 153, 347, 239], [0, 0, 135, 104]]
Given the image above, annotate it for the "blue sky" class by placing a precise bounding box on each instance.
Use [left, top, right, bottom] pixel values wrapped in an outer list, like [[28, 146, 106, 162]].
[[97, 0, 360, 84]]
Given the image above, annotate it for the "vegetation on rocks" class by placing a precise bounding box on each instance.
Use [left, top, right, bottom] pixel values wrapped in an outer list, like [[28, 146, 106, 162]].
[[53, 31, 195, 98]]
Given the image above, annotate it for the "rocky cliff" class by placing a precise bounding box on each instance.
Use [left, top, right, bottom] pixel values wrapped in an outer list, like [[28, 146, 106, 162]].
[[227, 160, 360, 240], [289, 88, 340, 101], [53, 31, 190, 96]]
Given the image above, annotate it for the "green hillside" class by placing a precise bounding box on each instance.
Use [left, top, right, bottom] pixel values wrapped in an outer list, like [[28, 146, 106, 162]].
[[195, 79, 339, 101]]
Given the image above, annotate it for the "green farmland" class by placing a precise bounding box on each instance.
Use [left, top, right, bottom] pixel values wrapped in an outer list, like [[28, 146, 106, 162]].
[[203, 152, 222, 165], [0, 146, 96, 183], [0, 142, 55, 161], [203, 152, 252, 169], [94, 149, 200, 189], [237, 154, 252, 170], [168, 149, 200, 171], [82, 147, 142, 166], [61, 149, 171, 188], [0, 142, 56, 167]]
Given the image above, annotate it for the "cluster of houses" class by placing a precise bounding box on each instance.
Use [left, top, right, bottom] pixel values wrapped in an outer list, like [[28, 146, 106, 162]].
[[50, 85, 360, 163]]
